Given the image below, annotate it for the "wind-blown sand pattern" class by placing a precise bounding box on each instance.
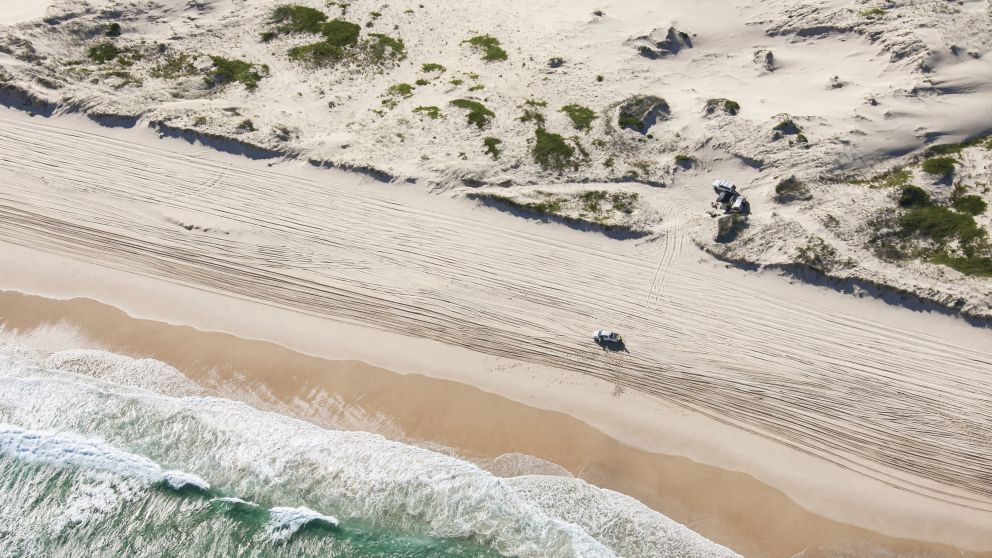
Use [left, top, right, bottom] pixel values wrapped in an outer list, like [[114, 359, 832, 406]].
[[1, 109, 991, 552]]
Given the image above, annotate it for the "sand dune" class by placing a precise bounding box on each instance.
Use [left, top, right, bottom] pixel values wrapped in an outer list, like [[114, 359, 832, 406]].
[[1, 108, 991, 550]]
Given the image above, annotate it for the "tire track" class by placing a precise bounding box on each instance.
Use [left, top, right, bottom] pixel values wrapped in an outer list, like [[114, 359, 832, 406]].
[[1, 113, 991, 514]]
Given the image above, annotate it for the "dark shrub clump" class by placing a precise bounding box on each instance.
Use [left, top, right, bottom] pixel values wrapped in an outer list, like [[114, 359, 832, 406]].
[[898, 185, 931, 208]]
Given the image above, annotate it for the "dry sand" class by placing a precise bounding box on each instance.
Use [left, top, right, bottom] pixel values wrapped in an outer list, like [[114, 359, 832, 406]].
[[0, 289, 983, 558], [1, 107, 991, 554], [0, 1, 50, 26]]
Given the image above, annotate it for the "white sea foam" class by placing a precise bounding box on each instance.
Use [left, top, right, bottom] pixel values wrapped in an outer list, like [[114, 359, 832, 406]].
[[161, 470, 211, 492], [214, 496, 261, 507], [266, 506, 340, 542], [0, 424, 210, 493], [0, 345, 740, 558], [507, 475, 739, 558]]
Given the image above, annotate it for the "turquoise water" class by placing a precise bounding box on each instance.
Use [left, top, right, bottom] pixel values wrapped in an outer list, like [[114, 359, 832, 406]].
[[0, 346, 738, 558]]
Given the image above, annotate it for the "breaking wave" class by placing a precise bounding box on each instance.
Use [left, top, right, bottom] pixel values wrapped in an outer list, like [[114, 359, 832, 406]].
[[0, 347, 738, 557]]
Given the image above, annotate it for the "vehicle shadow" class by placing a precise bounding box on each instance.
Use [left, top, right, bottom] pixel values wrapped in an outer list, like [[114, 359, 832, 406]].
[[595, 341, 628, 353]]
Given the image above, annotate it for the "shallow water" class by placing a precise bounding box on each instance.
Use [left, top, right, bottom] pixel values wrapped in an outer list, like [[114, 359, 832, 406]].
[[0, 345, 736, 558]]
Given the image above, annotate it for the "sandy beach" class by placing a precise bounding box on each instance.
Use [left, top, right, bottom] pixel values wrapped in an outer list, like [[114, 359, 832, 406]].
[[0, 105, 991, 556], [0, 289, 986, 558]]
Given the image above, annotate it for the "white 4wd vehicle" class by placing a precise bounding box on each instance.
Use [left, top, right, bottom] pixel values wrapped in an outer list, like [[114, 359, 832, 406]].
[[593, 330, 623, 345]]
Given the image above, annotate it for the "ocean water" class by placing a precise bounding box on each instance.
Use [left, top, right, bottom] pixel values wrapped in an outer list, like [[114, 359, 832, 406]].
[[0, 344, 738, 558]]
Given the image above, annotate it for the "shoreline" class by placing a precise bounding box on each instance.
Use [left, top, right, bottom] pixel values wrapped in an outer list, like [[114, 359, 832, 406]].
[[0, 288, 981, 558]]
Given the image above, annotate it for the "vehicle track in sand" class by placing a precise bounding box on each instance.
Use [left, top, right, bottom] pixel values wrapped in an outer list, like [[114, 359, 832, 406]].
[[1, 113, 992, 516]]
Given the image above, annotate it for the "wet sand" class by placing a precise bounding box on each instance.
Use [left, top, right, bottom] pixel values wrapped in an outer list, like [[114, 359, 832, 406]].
[[1, 289, 985, 558]]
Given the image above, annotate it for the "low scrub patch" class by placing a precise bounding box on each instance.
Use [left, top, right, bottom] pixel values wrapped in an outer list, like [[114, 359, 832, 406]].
[[87, 42, 120, 64], [533, 129, 586, 172], [150, 52, 198, 79], [774, 176, 811, 202], [795, 237, 855, 273], [466, 190, 645, 235], [421, 62, 445, 73], [617, 96, 669, 134], [287, 27, 403, 68], [921, 157, 955, 178], [270, 5, 328, 35], [208, 56, 265, 91], [898, 185, 931, 208], [519, 108, 545, 126], [450, 99, 495, 129], [952, 194, 987, 216], [560, 104, 597, 131], [413, 105, 442, 119], [483, 137, 502, 159], [463, 35, 508, 61], [899, 205, 985, 245], [859, 7, 886, 18], [773, 118, 801, 135], [321, 19, 362, 46], [705, 98, 740, 115], [387, 83, 414, 97]]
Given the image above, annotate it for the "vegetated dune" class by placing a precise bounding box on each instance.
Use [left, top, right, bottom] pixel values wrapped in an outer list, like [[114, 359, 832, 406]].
[[1, 110, 991, 551], [2, 0, 990, 316]]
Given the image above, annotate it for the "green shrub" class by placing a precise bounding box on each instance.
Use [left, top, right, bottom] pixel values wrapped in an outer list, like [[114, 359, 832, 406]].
[[271, 5, 328, 34], [321, 19, 361, 46], [560, 104, 597, 131], [705, 98, 740, 115], [675, 154, 695, 169], [450, 99, 495, 129], [618, 115, 643, 130], [931, 253, 992, 277], [921, 157, 955, 177], [519, 109, 545, 126], [288, 41, 344, 65], [87, 42, 120, 63], [899, 206, 984, 244], [464, 35, 508, 61], [533, 129, 578, 172], [579, 190, 608, 213], [421, 62, 446, 73], [365, 33, 406, 63], [105, 23, 122, 37], [209, 56, 264, 91], [795, 237, 852, 272], [468, 84, 485, 91], [610, 192, 639, 214], [925, 143, 963, 157], [773, 118, 801, 134], [524, 99, 548, 107], [860, 7, 886, 18], [150, 52, 198, 79], [483, 137, 502, 159], [774, 176, 810, 202], [898, 185, 931, 208], [415, 78, 430, 86], [450, 78, 464, 86], [412, 105, 442, 119], [953, 194, 987, 216], [236, 119, 256, 132], [388, 83, 414, 97]]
